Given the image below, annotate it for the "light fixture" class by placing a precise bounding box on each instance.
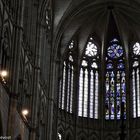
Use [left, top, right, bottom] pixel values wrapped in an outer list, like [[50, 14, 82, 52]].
[[22, 109, 29, 116], [0, 70, 8, 84], [0, 70, 8, 77]]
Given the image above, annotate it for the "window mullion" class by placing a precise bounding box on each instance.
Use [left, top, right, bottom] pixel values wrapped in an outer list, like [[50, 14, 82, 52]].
[[137, 68, 140, 116], [109, 71, 111, 119], [132, 70, 136, 118], [82, 68, 85, 117], [70, 66, 73, 113], [135, 68, 138, 117], [78, 68, 83, 116], [59, 79, 62, 108], [68, 65, 72, 113], [117, 71, 121, 119], [95, 70, 99, 119], [90, 69, 94, 118], [66, 63, 70, 112], [139, 66, 140, 117], [88, 67, 91, 118], [83, 68, 88, 117], [62, 64, 66, 109], [93, 70, 96, 118]]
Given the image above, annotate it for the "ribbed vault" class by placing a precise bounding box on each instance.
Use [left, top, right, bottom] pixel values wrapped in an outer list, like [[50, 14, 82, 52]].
[[53, 0, 140, 59]]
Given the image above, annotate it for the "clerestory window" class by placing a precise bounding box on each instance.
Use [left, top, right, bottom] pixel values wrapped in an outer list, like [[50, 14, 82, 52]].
[[132, 42, 140, 118], [78, 37, 99, 119], [105, 38, 126, 120], [58, 41, 75, 113]]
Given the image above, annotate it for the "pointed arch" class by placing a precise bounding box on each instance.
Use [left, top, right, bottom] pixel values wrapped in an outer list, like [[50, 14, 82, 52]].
[[58, 40, 77, 113], [78, 36, 99, 118], [105, 12, 126, 120], [105, 38, 126, 120], [131, 42, 140, 118]]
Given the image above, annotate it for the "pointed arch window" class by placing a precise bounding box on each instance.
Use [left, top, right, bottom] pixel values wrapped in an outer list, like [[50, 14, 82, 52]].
[[105, 38, 126, 120], [78, 37, 99, 119], [58, 41, 75, 113], [132, 42, 140, 118]]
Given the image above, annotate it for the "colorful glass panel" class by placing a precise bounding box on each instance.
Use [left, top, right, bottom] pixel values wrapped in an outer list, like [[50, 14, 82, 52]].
[[117, 63, 125, 69], [105, 38, 126, 120], [107, 63, 113, 69], [116, 71, 121, 119], [107, 39, 123, 58]]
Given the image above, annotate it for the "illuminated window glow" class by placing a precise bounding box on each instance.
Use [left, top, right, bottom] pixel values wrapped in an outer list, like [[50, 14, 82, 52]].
[[133, 42, 140, 55], [132, 42, 140, 118], [58, 41, 74, 113], [105, 38, 126, 120], [85, 38, 97, 57], [78, 37, 99, 119], [107, 39, 123, 58]]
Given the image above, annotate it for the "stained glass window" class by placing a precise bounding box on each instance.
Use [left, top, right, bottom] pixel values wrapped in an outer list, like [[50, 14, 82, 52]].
[[133, 42, 140, 55], [85, 37, 97, 57], [132, 42, 140, 118], [58, 41, 75, 113], [78, 37, 99, 119], [105, 38, 126, 120], [91, 62, 98, 68], [107, 62, 113, 69], [107, 39, 123, 58]]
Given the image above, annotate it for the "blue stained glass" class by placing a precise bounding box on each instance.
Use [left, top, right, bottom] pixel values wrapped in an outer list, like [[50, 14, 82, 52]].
[[106, 69, 124, 120], [116, 71, 121, 119], [107, 41, 123, 58], [107, 63, 113, 69], [111, 71, 114, 77], [105, 39, 126, 120], [117, 63, 124, 69], [122, 72, 125, 77]]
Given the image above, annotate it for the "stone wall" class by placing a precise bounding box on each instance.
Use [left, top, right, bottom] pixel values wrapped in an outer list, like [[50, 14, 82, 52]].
[[0, 83, 30, 139], [14, 112, 29, 140], [0, 84, 9, 136]]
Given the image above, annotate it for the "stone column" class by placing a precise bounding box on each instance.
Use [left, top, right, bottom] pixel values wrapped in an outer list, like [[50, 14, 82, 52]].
[[7, 0, 24, 139], [29, 2, 41, 140]]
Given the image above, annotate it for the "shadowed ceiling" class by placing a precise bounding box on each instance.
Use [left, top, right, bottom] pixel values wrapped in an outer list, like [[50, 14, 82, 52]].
[[53, 0, 140, 58]]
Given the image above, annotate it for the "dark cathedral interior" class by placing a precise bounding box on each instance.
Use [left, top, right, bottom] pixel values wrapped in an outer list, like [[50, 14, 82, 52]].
[[0, 0, 140, 140]]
